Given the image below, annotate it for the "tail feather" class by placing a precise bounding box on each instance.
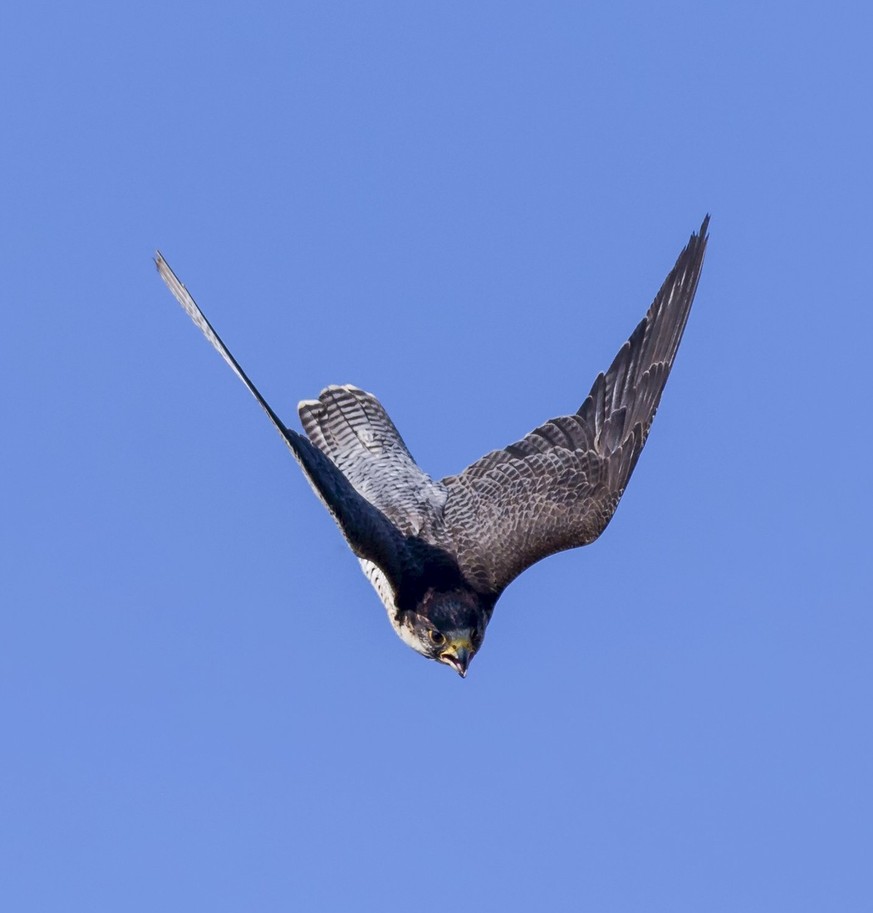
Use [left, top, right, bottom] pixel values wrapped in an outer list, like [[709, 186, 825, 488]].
[[298, 385, 447, 536], [299, 385, 414, 469]]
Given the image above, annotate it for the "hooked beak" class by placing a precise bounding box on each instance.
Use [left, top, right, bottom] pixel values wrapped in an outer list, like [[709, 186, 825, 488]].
[[440, 639, 472, 678]]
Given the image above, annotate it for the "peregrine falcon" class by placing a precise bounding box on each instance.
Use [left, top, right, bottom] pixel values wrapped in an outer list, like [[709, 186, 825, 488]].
[[156, 217, 708, 677]]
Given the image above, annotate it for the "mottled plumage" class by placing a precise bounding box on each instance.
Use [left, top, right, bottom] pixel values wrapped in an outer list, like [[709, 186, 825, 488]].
[[156, 217, 708, 676]]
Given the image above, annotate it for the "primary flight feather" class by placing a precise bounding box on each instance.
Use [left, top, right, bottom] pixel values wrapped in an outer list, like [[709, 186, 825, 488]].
[[156, 217, 708, 676]]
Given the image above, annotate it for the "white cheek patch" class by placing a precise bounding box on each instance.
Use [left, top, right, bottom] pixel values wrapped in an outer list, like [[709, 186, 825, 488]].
[[397, 623, 430, 657], [358, 558, 430, 655]]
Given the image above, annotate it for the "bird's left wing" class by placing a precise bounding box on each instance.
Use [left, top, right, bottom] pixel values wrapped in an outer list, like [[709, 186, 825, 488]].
[[155, 254, 413, 590], [439, 218, 708, 596]]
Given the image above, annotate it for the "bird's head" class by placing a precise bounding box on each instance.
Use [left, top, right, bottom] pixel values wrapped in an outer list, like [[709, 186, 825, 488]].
[[396, 587, 490, 677]]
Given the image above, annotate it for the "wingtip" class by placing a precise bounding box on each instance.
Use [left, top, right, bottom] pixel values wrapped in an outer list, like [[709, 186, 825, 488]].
[[698, 214, 711, 240], [154, 251, 176, 284], [154, 253, 190, 300]]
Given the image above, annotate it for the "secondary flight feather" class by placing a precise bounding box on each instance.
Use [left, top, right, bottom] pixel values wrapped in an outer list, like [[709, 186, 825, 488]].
[[156, 217, 708, 676]]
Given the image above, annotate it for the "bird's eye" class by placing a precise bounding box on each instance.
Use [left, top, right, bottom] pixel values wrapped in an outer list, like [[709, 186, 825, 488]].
[[428, 630, 445, 646], [471, 629, 482, 647]]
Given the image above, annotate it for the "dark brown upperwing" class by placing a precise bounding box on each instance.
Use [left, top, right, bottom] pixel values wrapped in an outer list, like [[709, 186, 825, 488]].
[[439, 217, 709, 595]]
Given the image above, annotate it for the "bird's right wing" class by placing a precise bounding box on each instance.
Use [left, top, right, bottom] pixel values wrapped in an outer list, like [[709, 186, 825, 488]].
[[155, 254, 412, 590], [440, 218, 709, 596]]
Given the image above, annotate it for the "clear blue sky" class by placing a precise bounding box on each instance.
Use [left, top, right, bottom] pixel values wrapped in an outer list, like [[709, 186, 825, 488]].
[[2, 2, 871, 910]]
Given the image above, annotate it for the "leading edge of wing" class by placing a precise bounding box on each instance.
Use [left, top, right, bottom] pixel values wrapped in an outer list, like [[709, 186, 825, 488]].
[[154, 253, 412, 589], [155, 253, 289, 440]]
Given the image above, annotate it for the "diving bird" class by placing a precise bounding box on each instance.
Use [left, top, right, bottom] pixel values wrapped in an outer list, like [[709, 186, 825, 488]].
[[156, 217, 708, 677]]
